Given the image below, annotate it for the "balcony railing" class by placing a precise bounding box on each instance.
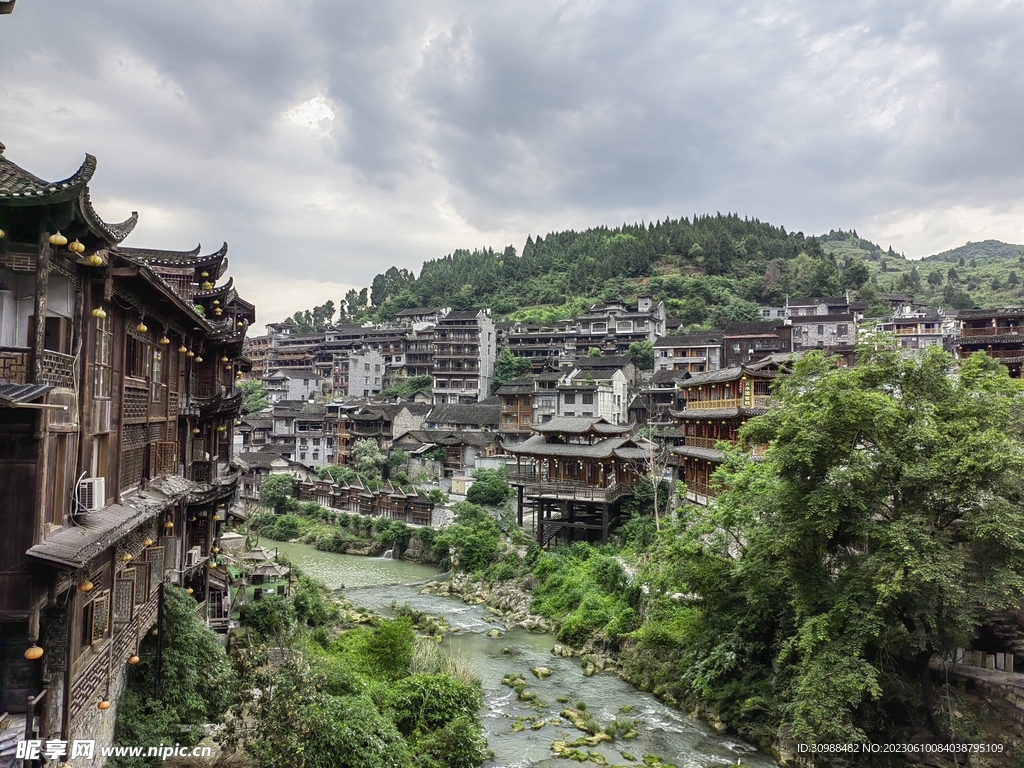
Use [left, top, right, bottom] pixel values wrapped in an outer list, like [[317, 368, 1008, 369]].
[[960, 326, 1024, 338], [507, 471, 631, 502], [985, 349, 1024, 359], [0, 346, 31, 384]]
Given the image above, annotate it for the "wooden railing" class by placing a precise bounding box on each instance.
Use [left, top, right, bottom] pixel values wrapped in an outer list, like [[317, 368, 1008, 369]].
[[0, 346, 30, 384], [986, 349, 1024, 359], [507, 472, 630, 502], [960, 326, 1024, 338]]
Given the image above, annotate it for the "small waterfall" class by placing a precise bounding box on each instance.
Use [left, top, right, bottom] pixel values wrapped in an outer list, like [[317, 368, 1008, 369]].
[[381, 548, 394, 559]]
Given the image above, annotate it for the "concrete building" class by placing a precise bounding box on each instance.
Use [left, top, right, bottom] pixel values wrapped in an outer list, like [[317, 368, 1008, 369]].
[[432, 309, 496, 404]]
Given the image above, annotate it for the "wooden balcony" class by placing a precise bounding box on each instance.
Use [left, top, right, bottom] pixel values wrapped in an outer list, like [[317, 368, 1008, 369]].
[[38, 350, 76, 388], [507, 471, 631, 503], [960, 326, 1024, 338]]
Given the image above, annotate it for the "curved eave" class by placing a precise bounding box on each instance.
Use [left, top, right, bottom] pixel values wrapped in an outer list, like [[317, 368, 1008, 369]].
[[194, 276, 234, 300], [78, 187, 138, 243], [129, 263, 216, 332], [118, 243, 202, 265], [0, 153, 97, 206]]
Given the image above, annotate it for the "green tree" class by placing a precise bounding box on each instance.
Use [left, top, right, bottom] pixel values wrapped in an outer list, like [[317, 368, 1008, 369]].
[[587, 347, 603, 358], [680, 343, 1024, 744], [352, 438, 385, 479], [434, 502, 501, 572], [239, 594, 294, 639], [259, 474, 295, 514], [1009, 270, 1020, 287], [926, 269, 943, 287], [627, 340, 655, 371], [237, 379, 268, 413], [466, 468, 514, 507], [493, 347, 533, 389]]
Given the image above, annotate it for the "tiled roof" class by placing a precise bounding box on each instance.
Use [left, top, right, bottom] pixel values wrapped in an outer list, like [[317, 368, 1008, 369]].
[[788, 313, 855, 323], [506, 434, 644, 459], [0, 383, 53, 404], [671, 445, 725, 461], [788, 296, 849, 306], [723, 321, 783, 335], [395, 429, 497, 447], [396, 307, 447, 316], [0, 150, 95, 203], [573, 355, 632, 369], [26, 504, 156, 569], [654, 332, 720, 347], [958, 307, 1024, 320], [531, 416, 630, 436], [121, 241, 228, 269], [428, 403, 500, 426], [442, 310, 483, 320]]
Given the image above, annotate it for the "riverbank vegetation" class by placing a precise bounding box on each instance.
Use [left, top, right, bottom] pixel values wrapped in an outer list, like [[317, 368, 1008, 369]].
[[111, 570, 487, 767], [440, 342, 1024, 762]]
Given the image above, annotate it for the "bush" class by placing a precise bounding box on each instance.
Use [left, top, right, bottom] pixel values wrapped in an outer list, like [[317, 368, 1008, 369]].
[[239, 594, 293, 637], [487, 562, 517, 582], [297, 694, 413, 768], [293, 577, 340, 627], [363, 618, 415, 680], [466, 468, 514, 506], [414, 716, 488, 768], [384, 673, 482, 736]]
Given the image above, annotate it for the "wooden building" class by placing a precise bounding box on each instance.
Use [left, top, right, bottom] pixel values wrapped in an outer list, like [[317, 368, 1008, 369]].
[[505, 417, 649, 547], [0, 145, 253, 751], [667, 362, 781, 503], [954, 307, 1024, 378], [295, 476, 434, 526]]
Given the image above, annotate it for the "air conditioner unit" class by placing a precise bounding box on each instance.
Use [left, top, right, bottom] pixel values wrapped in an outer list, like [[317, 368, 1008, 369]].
[[77, 477, 106, 512], [184, 546, 203, 567]]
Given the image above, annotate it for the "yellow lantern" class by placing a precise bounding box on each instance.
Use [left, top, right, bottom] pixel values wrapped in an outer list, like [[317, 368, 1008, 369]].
[[24, 644, 44, 661], [187, 350, 195, 358], [195, 356, 203, 363], [97, 700, 111, 711], [69, 239, 85, 253], [48, 231, 68, 247], [136, 321, 148, 333], [202, 281, 213, 291], [214, 308, 222, 316], [143, 538, 153, 547], [77, 580, 94, 593], [91, 307, 107, 319], [186, 588, 194, 595], [178, 344, 188, 353], [128, 655, 140, 665], [0, 228, 5, 239], [212, 300, 220, 306], [221, 356, 229, 363], [87, 253, 104, 267], [200, 270, 209, 278], [120, 553, 133, 562], [163, 520, 174, 530], [159, 336, 170, 346]]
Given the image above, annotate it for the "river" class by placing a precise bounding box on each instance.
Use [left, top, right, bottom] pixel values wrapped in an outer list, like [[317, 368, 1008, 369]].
[[274, 540, 775, 768]]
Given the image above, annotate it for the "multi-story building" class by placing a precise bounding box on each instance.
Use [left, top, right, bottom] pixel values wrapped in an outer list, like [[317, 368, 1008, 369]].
[[335, 348, 386, 398], [262, 366, 324, 403], [874, 310, 946, 356], [785, 294, 852, 318], [653, 332, 722, 373], [722, 321, 792, 368], [573, 295, 666, 355], [557, 355, 632, 425], [789, 313, 856, 351], [668, 360, 786, 503], [0, 145, 252, 753], [954, 307, 1024, 378], [432, 309, 496, 404], [496, 377, 537, 444]]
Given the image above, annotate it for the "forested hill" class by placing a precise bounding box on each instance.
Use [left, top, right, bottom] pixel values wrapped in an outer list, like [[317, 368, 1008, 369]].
[[322, 216, 875, 329], [287, 218, 1024, 332]]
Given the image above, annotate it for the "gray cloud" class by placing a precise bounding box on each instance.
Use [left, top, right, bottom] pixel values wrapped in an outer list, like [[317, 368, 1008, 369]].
[[2, 0, 1024, 323]]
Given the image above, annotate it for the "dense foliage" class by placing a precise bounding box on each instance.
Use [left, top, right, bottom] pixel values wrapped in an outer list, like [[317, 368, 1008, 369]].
[[110, 587, 233, 767], [465, 467, 514, 507], [433, 502, 503, 573], [221, 613, 486, 768], [258, 473, 295, 514]]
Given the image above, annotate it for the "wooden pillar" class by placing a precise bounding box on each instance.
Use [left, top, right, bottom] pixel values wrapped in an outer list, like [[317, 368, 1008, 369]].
[[31, 243, 50, 383], [517, 484, 524, 526], [536, 499, 544, 546], [602, 503, 610, 544]]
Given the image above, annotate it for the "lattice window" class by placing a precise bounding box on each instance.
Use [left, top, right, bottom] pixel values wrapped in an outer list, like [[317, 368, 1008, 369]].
[[123, 385, 148, 422], [192, 438, 207, 462], [167, 390, 179, 421], [192, 462, 211, 483], [38, 350, 75, 389], [149, 423, 165, 443], [154, 442, 177, 476], [120, 447, 144, 490]]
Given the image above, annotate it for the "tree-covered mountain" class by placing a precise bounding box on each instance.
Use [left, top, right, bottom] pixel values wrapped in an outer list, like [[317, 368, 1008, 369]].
[[281, 219, 1024, 333]]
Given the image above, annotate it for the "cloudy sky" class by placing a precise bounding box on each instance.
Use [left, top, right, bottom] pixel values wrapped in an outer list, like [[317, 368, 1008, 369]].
[[3, 1, 1023, 324]]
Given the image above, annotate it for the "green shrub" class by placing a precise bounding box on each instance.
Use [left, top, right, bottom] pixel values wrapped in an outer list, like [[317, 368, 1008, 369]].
[[238, 594, 293, 637], [364, 618, 415, 680], [298, 694, 412, 768], [413, 715, 488, 768], [488, 562, 517, 582], [384, 673, 482, 736]]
